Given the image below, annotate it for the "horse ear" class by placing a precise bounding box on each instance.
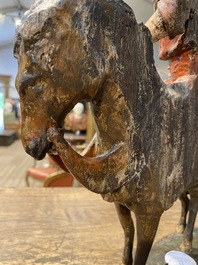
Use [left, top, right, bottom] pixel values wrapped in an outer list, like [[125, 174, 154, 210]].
[[145, 9, 167, 43], [47, 127, 129, 194]]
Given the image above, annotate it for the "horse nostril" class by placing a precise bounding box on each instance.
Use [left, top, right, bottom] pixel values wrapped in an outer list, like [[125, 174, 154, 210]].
[[25, 139, 39, 157], [25, 137, 48, 160]]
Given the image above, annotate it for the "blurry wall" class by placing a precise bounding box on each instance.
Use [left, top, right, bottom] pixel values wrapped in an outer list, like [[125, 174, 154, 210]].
[[0, 47, 18, 98]]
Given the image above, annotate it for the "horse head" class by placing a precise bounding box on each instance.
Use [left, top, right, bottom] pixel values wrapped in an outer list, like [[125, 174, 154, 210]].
[[15, 0, 145, 193], [14, 0, 167, 194], [14, 0, 109, 160]]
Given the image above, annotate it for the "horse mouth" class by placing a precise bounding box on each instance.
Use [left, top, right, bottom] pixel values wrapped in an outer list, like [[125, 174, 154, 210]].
[[47, 127, 65, 156], [48, 142, 58, 155], [24, 134, 58, 160], [25, 141, 50, 160]]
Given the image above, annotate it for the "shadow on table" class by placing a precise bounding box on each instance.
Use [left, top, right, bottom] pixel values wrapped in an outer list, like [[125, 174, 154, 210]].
[[147, 228, 198, 265]]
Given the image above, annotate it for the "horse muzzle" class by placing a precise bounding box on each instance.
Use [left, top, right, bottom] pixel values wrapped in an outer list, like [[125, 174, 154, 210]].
[[22, 134, 51, 160]]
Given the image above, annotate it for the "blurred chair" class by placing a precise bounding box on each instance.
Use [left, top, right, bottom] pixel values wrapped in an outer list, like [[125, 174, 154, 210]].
[[43, 171, 74, 187], [25, 157, 59, 186]]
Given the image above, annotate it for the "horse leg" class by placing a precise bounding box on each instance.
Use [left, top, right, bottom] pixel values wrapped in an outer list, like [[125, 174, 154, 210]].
[[133, 211, 162, 265], [180, 196, 198, 253], [115, 203, 134, 265], [177, 192, 189, 234]]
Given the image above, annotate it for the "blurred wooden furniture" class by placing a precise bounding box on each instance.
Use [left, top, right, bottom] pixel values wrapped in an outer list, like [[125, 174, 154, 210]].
[[64, 132, 87, 145], [4, 122, 21, 139], [64, 102, 95, 144], [0, 75, 10, 98], [0, 130, 16, 146], [4, 103, 21, 139], [43, 171, 74, 187], [25, 157, 59, 186]]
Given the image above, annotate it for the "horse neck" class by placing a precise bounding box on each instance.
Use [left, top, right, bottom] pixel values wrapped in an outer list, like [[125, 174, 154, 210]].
[[91, 79, 133, 151], [91, 64, 163, 152]]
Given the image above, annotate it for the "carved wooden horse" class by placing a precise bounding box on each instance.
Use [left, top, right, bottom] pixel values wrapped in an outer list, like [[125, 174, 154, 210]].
[[14, 0, 198, 264]]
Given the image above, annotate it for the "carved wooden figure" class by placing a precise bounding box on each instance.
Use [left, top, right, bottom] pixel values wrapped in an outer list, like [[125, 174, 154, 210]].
[[14, 0, 198, 264], [159, 17, 198, 253]]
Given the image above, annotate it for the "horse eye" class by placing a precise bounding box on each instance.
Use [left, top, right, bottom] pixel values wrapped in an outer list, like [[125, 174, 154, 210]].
[[31, 85, 44, 94]]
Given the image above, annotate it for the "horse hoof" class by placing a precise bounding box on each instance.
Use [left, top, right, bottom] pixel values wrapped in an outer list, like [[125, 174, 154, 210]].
[[180, 241, 192, 254]]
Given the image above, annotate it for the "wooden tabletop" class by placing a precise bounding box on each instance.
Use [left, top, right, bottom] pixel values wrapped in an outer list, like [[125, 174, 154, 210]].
[[0, 188, 124, 265], [0, 187, 197, 265]]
